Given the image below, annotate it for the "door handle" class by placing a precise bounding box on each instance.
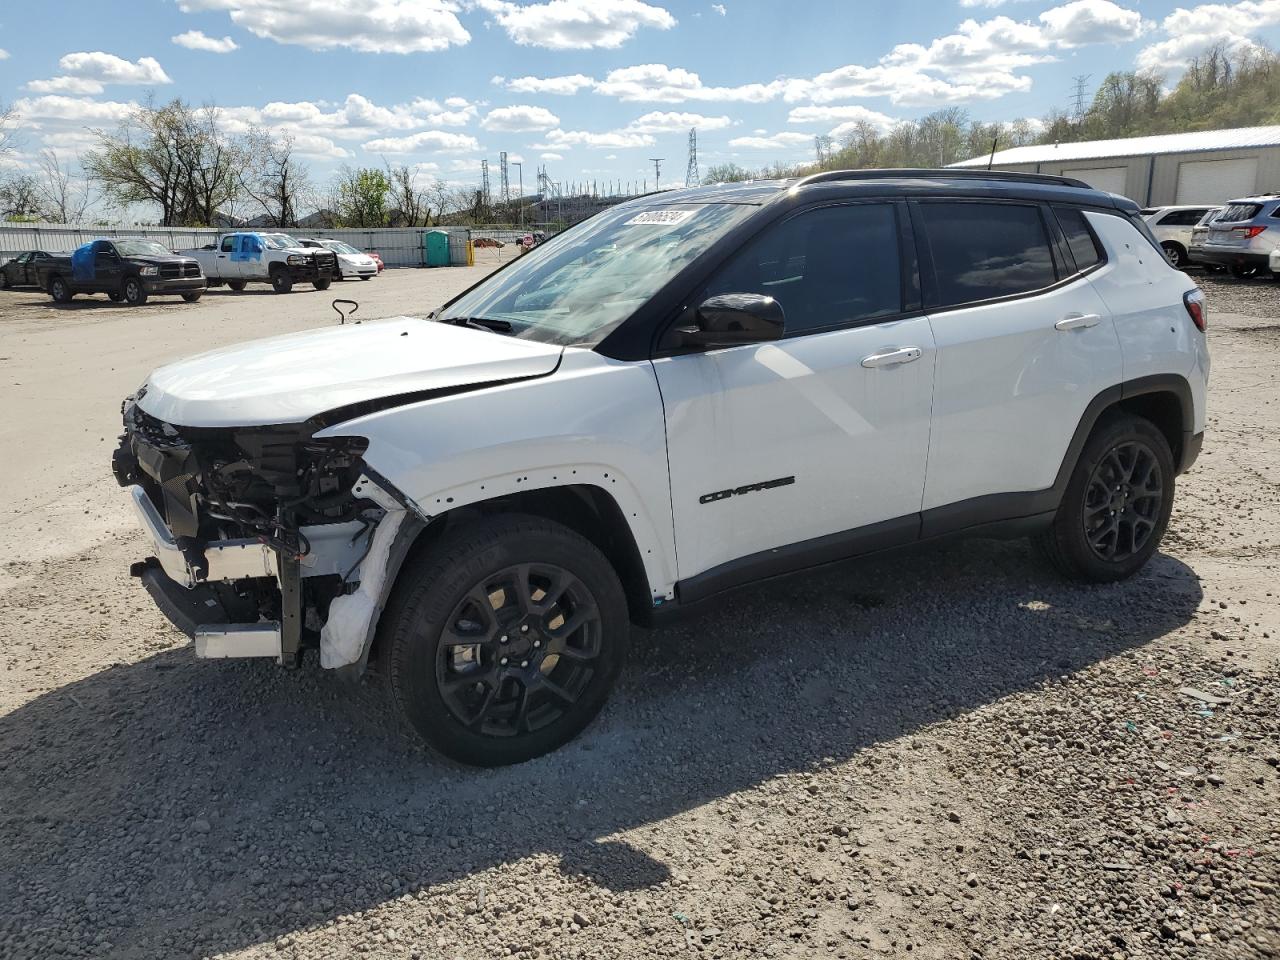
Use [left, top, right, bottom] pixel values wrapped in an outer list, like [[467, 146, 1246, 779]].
[[861, 346, 923, 368], [1055, 313, 1101, 331]]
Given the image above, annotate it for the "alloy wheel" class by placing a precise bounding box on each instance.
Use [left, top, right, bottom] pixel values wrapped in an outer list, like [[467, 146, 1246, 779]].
[[1082, 440, 1164, 562], [435, 563, 602, 737]]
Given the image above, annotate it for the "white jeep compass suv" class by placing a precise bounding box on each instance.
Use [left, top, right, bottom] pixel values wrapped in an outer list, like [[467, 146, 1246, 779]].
[[112, 170, 1210, 766]]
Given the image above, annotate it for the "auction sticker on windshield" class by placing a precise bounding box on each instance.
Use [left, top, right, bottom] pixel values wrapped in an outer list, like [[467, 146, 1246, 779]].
[[624, 210, 697, 227]]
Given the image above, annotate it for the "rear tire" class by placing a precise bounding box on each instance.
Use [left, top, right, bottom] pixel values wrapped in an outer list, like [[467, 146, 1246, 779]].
[[270, 270, 293, 294], [1036, 413, 1175, 583], [49, 276, 73, 303], [1230, 263, 1260, 279], [384, 514, 629, 767], [360, 275, 372, 281], [122, 276, 147, 306], [313, 278, 332, 291], [227, 280, 246, 292], [108, 291, 124, 302], [1161, 241, 1187, 267], [0, 271, 10, 289]]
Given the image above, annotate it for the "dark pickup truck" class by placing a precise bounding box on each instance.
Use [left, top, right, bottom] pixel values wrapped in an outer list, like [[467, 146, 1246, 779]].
[[38, 239, 206, 305]]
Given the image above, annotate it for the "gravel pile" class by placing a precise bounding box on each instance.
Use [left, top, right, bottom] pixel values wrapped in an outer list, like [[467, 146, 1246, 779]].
[[0, 286, 1277, 959]]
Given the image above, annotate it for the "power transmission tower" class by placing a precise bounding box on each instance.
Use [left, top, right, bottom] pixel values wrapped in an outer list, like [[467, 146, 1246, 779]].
[[499, 151, 510, 205], [685, 128, 699, 187], [649, 158, 664, 192], [480, 159, 491, 205], [1071, 74, 1092, 121]]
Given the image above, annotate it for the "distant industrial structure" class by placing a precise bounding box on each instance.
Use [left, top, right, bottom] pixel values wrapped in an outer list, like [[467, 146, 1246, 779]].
[[951, 125, 1280, 206]]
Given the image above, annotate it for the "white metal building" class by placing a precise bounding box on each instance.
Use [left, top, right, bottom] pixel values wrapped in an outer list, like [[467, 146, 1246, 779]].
[[951, 126, 1280, 205]]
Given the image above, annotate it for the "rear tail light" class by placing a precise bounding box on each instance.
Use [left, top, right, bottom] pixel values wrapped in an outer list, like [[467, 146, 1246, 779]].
[[1184, 289, 1207, 332], [1235, 225, 1267, 239]]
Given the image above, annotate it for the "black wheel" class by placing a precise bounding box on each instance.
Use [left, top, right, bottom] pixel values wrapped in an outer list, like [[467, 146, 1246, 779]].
[[1230, 263, 1260, 279], [1161, 242, 1187, 268], [270, 270, 293, 294], [122, 276, 148, 305], [108, 291, 124, 302], [0, 271, 10, 289], [182, 291, 202, 303], [1037, 413, 1175, 583], [227, 280, 246, 292], [313, 278, 332, 291], [49, 276, 73, 303], [384, 515, 629, 767], [360, 275, 372, 281]]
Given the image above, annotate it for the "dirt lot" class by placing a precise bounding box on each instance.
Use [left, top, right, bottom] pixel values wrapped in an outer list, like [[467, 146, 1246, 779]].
[[0, 268, 1276, 960]]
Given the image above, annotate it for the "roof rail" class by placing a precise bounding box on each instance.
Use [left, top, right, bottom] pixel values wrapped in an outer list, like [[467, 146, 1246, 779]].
[[790, 168, 1092, 190]]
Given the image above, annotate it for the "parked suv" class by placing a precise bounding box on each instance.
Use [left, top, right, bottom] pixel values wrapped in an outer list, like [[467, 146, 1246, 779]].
[[1198, 194, 1280, 277], [112, 170, 1210, 766], [1142, 204, 1221, 267], [1189, 208, 1226, 269]]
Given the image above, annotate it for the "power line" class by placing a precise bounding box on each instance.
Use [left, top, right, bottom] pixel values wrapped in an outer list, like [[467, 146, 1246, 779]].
[[685, 128, 699, 187], [649, 157, 664, 192]]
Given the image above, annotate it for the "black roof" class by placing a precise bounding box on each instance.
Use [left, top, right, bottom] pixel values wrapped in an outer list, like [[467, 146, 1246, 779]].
[[624, 168, 1135, 212]]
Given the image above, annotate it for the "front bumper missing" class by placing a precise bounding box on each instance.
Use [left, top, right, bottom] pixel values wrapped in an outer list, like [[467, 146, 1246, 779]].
[[133, 559, 282, 659], [130, 484, 276, 587]]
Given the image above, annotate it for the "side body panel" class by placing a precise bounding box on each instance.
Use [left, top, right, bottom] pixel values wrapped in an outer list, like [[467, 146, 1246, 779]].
[[314, 349, 679, 600], [922, 277, 1122, 511], [652, 317, 936, 581], [1083, 211, 1207, 434]]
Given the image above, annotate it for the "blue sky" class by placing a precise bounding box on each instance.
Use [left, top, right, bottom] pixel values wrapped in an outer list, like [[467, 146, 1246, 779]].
[[3, 0, 1280, 202]]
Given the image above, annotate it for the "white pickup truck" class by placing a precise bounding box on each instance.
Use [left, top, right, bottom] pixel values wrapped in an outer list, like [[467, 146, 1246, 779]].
[[181, 232, 339, 294]]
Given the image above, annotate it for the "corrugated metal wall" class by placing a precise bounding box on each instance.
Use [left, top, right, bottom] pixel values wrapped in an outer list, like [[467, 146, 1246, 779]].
[[990, 146, 1280, 204], [0, 224, 473, 268]]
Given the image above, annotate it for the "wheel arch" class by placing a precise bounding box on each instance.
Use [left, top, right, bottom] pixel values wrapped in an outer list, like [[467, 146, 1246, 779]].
[[364, 483, 656, 673]]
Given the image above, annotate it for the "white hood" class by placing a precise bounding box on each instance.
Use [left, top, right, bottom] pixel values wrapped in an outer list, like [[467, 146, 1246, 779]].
[[338, 252, 376, 267], [137, 316, 563, 428]]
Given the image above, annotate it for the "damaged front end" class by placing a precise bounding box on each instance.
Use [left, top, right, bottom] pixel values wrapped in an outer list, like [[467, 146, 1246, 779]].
[[113, 394, 423, 671]]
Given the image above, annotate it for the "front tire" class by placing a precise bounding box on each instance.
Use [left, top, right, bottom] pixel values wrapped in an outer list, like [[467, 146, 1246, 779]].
[[182, 291, 202, 302], [108, 291, 124, 302], [227, 280, 246, 292], [313, 278, 332, 291], [1037, 413, 1175, 583], [384, 515, 629, 767], [270, 270, 293, 294], [1230, 263, 1260, 279], [122, 277, 148, 305], [49, 276, 73, 303]]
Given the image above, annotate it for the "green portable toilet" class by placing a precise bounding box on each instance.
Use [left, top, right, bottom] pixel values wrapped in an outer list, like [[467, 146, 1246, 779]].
[[423, 229, 450, 267]]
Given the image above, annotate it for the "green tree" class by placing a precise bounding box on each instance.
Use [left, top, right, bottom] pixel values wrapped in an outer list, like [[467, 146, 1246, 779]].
[[333, 166, 391, 227], [702, 162, 752, 184]]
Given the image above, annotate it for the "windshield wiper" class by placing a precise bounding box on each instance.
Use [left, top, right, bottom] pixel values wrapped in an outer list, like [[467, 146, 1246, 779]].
[[439, 316, 514, 333]]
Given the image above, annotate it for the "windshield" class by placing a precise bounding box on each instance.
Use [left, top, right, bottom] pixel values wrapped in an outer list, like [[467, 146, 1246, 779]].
[[262, 233, 301, 250], [439, 202, 759, 346], [114, 240, 172, 257], [323, 241, 362, 255]]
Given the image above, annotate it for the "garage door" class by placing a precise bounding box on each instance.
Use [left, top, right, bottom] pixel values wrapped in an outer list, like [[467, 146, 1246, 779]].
[[1062, 166, 1129, 195], [1176, 158, 1258, 204]]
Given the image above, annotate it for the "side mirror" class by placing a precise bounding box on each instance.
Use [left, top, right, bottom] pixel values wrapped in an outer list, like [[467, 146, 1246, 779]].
[[679, 293, 785, 348]]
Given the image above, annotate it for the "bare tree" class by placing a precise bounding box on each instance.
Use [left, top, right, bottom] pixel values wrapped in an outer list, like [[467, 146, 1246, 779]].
[[35, 150, 92, 223], [384, 162, 430, 226], [241, 128, 311, 227], [0, 102, 19, 158], [0, 175, 41, 219], [425, 178, 456, 224]]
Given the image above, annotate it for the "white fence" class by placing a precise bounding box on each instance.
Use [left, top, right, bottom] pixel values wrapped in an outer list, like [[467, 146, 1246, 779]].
[[0, 223, 474, 268]]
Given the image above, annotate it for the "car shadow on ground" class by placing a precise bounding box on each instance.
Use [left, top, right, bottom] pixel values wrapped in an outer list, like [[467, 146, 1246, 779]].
[[0, 537, 1203, 957]]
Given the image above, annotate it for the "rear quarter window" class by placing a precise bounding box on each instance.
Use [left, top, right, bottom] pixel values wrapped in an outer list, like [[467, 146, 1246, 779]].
[[1053, 207, 1105, 272]]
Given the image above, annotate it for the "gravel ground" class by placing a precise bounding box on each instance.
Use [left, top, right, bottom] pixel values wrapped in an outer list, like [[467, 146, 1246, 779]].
[[0, 266, 1277, 960]]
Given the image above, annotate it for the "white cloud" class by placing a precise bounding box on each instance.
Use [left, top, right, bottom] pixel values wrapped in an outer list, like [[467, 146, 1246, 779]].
[[501, 73, 596, 95], [12, 95, 137, 125], [1038, 0, 1146, 46], [26, 77, 107, 95], [728, 131, 813, 150], [1137, 0, 1280, 72], [474, 0, 675, 49], [540, 152, 565, 160], [480, 105, 560, 132], [0, 49, 9, 60], [57, 52, 172, 85], [362, 130, 481, 153], [172, 30, 240, 53], [596, 63, 785, 102], [786, 104, 899, 134], [625, 111, 732, 132], [538, 128, 656, 149], [711, 3, 726, 13], [176, 0, 470, 53]]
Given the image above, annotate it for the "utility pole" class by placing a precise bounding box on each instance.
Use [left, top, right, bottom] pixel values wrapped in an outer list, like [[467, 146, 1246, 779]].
[[499, 151, 510, 207], [512, 161, 523, 228], [649, 158, 664, 192], [1071, 74, 1092, 122], [685, 128, 699, 187], [480, 159, 490, 206]]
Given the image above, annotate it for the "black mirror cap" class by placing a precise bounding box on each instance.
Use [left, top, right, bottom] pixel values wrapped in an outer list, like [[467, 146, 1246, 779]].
[[683, 293, 785, 348]]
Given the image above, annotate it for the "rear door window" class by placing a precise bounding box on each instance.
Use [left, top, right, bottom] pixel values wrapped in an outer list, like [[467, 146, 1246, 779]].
[[918, 202, 1056, 307], [1159, 209, 1208, 226]]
